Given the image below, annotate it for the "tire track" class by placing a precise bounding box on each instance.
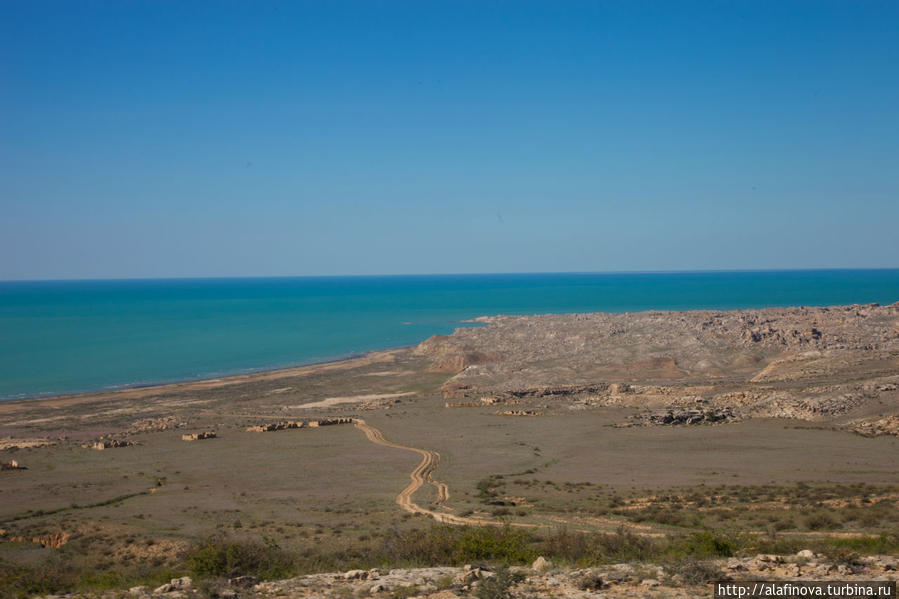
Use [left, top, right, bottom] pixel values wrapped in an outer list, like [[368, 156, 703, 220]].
[[353, 419, 886, 540], [353, 418, 521, 526]]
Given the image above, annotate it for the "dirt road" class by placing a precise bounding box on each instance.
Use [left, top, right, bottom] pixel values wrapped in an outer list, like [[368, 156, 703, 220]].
[[353, 418, 515, 526]]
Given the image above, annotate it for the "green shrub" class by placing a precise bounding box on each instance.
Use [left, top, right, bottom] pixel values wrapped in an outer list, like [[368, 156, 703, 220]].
[[456, 526, 535, 564], [592, 528, 660, 563], [376, 525, 458, 565], [821, 545, 862, 566], [391, 585, 420, 598], [475, 564, 525, 599], [805, 512, 838, 531], [675, 531, 741, 558], [186, 537, 295, 580], [0, 556, 78, 599]]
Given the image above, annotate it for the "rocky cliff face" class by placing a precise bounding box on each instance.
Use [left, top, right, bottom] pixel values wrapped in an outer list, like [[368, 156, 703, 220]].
[[418, 303, 899, 427]]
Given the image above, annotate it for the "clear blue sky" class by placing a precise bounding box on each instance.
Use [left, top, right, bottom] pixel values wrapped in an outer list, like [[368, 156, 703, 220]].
[[1, 1, 897, 280]]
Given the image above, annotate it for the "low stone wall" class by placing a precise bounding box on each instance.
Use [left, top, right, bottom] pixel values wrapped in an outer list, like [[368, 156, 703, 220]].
[[181, 432, 217, 441]]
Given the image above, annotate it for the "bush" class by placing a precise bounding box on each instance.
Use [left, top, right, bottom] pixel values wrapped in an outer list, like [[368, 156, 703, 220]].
[[540, 527, 590, 563], [674, 531, 741, 558], [668, 559, 723, 584], [377, 525, 458, 565], [537, 527, 660, 565], [593, 528, 660, 562], [186, 537, 295, 580], [0, 556, 78, 599], [475, 564, 525, 599], [805, 512, 838, 531], [456, 526, 535, 564], [577, 570, 605, 590], [821, 545, 862, 567]]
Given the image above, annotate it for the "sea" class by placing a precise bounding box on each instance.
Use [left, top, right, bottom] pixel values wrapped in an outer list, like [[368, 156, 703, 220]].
[[1, 270, 898, 401]]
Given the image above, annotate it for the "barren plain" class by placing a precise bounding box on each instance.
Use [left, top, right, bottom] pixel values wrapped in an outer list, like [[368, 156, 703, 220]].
[[2, 302, 898, 598]]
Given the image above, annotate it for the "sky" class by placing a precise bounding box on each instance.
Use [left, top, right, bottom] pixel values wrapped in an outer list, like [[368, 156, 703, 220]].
[[1, 1, 898, 280]]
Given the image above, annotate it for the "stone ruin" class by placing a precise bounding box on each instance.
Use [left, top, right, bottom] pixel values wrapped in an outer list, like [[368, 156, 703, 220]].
[[309, 417, 354, 427], [848, 414, 899, 437], [83, 439, 137, 450], [445, 399, 521, 408], [642, 406, 737, 426], [181, 432, 217, 441], [130, 416, 182, 433], [497, 410, 542, 417], [246, 418, 354, 432], [246, 421, 304, 432]]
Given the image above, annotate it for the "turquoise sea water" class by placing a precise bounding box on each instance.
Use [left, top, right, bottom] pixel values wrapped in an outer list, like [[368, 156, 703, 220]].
[[1, 270, 898, 401]]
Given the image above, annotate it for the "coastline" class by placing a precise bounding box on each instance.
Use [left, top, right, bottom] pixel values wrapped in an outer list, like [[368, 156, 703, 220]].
[[4, 297, 898, 414], [0, 347, 409, 416], [4, 270, 899, 405]]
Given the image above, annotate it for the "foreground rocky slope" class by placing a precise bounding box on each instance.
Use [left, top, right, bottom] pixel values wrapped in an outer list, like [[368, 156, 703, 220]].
[[34, 551, 899, 599]]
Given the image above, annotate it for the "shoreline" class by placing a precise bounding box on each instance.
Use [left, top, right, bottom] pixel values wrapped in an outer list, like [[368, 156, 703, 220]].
[[0, 347, 410, 416], [3, 298, 897, 414]]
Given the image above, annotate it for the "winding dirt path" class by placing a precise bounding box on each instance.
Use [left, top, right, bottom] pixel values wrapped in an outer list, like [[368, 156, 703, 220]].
[[351, 419, 883, 540], [353, 419, 520, 526]]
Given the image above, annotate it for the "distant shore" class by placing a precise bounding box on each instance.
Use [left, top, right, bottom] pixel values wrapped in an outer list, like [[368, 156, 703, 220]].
[[0, 348, 408, 415]]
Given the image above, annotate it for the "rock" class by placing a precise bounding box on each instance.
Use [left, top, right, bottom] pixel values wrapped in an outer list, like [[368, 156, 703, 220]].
[[641, 578, 661, 587], [796, 549, 815, 560], [370, 582, 387, 594], [726, 559, 747, 571], [453, 569, 478, 585], [169, 576, 192, 590], [229, 576, 258, 587], [609, 383, 631, 394], [220, 591, 239, 599], [532, 556, 553, 572], [344, 569, 369, 580], [129, 586, 149, 596], [152, 583, 173, 594]]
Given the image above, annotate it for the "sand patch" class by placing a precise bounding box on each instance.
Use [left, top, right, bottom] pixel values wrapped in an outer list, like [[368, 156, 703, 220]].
[[364, 370, 415, 376], [0, 437, 56, 450], [292, 392, 414, 409], [0, 349, 404, 416]]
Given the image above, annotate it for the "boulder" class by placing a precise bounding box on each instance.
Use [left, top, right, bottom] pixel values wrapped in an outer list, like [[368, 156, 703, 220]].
[[228, 576, 258, 587], [170, 576, 193, 590], [532, 556, 553, 572]]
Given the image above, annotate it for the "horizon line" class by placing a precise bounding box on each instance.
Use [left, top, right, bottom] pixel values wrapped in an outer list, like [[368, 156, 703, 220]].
[[3, 266, 899, 284]]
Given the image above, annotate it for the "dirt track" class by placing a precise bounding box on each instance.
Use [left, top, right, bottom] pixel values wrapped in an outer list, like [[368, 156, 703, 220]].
[[353, 419, 515, 526], [352, 419, 884, 539]]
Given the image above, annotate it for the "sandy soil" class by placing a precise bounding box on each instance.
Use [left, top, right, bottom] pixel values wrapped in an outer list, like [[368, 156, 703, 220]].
[[293, 392, 414, 409]]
